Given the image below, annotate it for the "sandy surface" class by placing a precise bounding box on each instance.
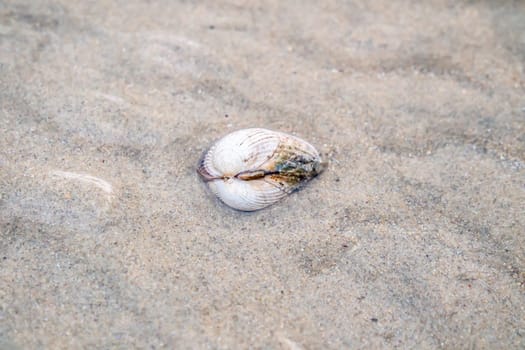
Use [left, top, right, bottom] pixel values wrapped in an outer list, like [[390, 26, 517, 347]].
[[1, 0, 524, 349]]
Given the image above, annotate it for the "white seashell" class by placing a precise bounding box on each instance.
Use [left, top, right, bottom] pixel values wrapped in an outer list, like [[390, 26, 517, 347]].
[[197, 128, 324, 211]]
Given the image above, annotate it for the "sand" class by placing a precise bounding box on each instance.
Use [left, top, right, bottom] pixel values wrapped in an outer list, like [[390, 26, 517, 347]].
[[1, 0, 524, 348]]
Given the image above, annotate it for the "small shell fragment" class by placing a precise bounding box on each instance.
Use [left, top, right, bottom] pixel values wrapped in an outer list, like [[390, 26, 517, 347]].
[[197, 128, 324, 211]]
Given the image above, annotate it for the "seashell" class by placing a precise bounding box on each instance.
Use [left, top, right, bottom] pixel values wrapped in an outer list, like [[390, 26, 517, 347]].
[[197, 128, 324, 211]]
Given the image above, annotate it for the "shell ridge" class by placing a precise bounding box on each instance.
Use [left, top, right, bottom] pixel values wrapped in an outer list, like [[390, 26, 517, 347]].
[[263, 177, 295, 195], [217, 179, 282, 211], [241, 181, 288, 209], [248, 141, 280, 173], [197, 144, 222, 180], [235, 129, 280, 172]]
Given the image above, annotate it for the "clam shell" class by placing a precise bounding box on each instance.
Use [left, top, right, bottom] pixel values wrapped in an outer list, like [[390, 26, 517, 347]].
[[197, 128, 324, 211]]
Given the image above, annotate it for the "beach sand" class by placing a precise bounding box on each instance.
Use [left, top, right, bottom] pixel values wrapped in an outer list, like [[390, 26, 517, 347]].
[[1, 0, 524, 348]]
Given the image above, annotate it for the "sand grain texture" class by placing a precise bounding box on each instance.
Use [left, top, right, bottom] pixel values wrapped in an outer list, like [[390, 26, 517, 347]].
[[1, 0, 524, 349]]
